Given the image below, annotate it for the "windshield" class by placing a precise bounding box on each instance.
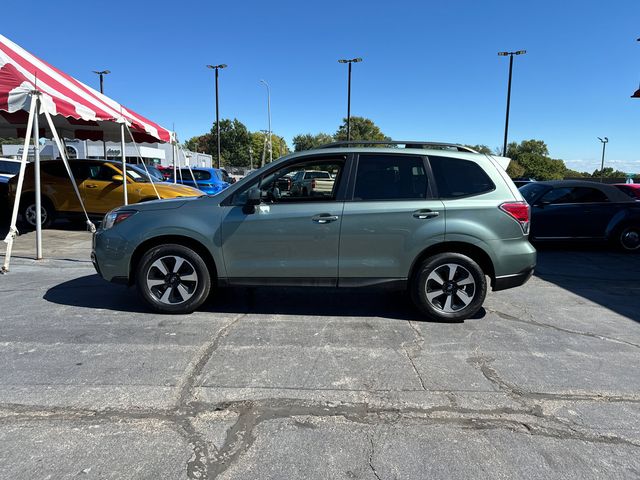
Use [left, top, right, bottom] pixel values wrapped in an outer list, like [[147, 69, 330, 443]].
[[126, 165, 152, 183], [519, 183, 549, 204]]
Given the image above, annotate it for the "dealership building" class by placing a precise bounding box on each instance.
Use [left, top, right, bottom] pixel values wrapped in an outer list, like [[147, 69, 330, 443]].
[[1, 139, 212, 168]]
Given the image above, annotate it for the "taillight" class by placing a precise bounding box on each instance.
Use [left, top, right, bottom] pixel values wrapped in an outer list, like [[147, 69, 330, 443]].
[[499, 201, 530, 234]]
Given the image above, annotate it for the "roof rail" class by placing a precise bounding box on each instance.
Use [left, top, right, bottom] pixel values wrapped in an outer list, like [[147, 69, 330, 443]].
[[317, 140, 478, 153]]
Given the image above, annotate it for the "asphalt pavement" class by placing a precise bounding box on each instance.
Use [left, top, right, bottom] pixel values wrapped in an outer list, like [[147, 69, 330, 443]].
[[1, 226, 639, 479]]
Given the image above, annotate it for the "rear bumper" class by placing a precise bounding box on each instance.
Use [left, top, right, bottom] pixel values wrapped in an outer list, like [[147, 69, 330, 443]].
[[493, 266, 535, 291]]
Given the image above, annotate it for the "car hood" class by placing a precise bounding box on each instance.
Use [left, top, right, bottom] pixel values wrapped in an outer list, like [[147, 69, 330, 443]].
[[126, 195, 203, 212]]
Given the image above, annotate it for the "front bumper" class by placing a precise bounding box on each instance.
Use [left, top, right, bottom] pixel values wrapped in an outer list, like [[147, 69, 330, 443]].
[[91, 229, 132, 283]]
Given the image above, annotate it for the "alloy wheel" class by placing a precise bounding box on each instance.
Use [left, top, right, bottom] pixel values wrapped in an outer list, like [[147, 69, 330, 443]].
[[146, 255, 199, 305], [25, 204, 47, 227], [620, 227, 640, 251], [425, 263, 476, 313]]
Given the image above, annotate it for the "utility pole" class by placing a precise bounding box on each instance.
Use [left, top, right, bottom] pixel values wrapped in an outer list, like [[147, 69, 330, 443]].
[[260, 80, 272, 163]]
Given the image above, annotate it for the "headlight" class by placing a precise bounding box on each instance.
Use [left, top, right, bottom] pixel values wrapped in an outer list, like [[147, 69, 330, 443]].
[[102, 210, 137, 230]]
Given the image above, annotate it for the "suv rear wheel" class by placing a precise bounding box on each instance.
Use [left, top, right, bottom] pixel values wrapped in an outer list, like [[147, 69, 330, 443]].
[[136, 244, 211, 314], [412, 253, 487, 322]]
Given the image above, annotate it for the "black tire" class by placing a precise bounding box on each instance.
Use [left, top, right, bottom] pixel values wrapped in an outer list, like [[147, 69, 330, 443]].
[[614, 224, 640, 253], [19, 195, 54, 229], [136, 244, 211, 314], [411, 252, 487, 322]]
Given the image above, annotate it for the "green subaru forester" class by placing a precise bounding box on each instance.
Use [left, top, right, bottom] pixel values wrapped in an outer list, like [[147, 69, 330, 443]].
[[92, 142, 536, 321]]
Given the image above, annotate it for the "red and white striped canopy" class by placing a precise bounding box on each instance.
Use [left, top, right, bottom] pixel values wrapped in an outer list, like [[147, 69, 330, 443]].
[[0, 34, 172, 143]]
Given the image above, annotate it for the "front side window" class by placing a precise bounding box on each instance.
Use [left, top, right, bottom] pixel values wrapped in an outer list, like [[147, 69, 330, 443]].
[[233, 158, 344, 205], [353, 154, 428, 201], [429, 156, 494, 199], [0, 160, 20, 175], [88, 164, 118, 181], [181, 169, 211, 181]]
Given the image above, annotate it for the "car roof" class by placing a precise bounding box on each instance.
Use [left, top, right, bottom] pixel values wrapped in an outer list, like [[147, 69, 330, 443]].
[[532, 180, 635, 202]]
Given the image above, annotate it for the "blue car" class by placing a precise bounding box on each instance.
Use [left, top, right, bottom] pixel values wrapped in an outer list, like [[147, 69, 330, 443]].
[[173, 167, 230, 195]]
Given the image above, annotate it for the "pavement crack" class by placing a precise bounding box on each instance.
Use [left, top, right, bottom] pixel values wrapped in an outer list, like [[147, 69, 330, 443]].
[[403, 320, 427, 391], [487, 308, 640, 350], [176, 418, 210, 480], [175, 313, 246, 408], [368, 431, 382, 480]]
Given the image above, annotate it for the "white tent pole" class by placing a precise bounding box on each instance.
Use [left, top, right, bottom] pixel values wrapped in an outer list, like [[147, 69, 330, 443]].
[[120, 122, 128, 205], [2, 95, 37, 273], [42, 108, 96, 233], [33, 96, 42, 260], [172, 133, 177, 184]]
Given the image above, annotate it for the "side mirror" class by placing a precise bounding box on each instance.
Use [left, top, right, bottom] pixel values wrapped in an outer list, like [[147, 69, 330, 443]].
[[246, 187, 261, 206], [112, 174, 124, 182]]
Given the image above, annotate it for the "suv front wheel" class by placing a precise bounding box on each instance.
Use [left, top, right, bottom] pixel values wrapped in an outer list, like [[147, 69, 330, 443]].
[[136, 244, 211, 314], [412, 253, 487, 322]]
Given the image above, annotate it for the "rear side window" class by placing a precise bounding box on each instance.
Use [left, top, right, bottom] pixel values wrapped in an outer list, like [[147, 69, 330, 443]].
[[181, 169, 211, 181], [354, 154, 428, 201], [429, 156, 495, 199]]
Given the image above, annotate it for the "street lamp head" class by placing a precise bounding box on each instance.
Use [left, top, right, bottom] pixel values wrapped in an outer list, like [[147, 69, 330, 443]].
[[338, 58, 363, 63], [515, 50, 527, 55], [338, 59, 348, 63], [498, 52, 509, 56], [92, 70, 110, 75], [352, 57, 363, 63], [206, 64, 228, 70]]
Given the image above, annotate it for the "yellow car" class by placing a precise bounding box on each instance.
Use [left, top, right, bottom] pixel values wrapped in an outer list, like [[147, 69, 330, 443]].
[[8, 159, 203, 227]]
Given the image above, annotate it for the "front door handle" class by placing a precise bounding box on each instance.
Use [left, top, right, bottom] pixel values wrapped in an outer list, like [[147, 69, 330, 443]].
[[413, 209, 440, 219], [86, 184, 98, 189], [312, 213, 339, 224]]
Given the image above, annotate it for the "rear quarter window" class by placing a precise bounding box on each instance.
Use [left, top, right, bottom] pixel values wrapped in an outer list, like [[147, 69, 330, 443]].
[[429, 156, 495, 199]]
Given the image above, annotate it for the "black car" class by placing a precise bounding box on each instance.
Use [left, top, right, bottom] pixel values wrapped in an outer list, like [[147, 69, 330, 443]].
[[520, 180, 640, 252]]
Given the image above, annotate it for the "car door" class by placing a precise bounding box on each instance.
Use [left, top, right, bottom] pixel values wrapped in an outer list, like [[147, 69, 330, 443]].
[[530, 187, 577, 239], [82, 162, 133, 214], [338, 153, 445, 284], [219, 156, 347, 284], [568, 187, 614, 239]]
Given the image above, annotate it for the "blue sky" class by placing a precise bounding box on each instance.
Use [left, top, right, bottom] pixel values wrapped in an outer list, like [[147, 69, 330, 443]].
[[4, 0, 640, 172]]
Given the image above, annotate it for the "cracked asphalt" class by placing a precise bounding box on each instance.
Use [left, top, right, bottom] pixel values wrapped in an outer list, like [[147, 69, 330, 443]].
[[1, 227, 639, 479]]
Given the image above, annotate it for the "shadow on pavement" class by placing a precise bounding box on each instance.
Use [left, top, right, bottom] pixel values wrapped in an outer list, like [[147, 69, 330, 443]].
[[533, 243, 640, 323], [44, 274, 486, 323]]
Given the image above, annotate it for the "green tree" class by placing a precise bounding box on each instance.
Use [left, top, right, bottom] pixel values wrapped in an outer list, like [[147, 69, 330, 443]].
[[465, 144, 493, 154], [590, 167, 627, 178], [292, 133, 334, 151], [0, 137, 23, 145], [564, 169, 589, 178], [251, 131, 290, 166], [334, 117, 388, 142], [506, 161, 526, 178], [506, 139, 567, 180], [184, 134, 212, 154]]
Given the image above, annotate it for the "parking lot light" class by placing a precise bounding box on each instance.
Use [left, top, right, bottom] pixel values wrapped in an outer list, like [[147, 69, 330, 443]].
[[498, 50, 526, 155], [597, 137, 609, 182], [92, 70, 110, 159], [337, 57, 363, 141], [206, 64, 228, 169]]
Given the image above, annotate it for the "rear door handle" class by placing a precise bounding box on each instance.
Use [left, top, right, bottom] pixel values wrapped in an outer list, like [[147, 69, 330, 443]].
[[413, 209, 440, 219], [86, 184, 98, 189], [312, 213, 339, 224]]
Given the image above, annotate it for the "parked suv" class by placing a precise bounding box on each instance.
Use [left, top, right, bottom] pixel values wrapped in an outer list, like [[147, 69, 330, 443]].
[[92, 142, 536, 320], [8, 159, 202, 227]]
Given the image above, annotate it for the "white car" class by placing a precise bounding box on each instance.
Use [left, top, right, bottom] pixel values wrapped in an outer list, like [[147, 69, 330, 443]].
[[0, 158, 21, 179]]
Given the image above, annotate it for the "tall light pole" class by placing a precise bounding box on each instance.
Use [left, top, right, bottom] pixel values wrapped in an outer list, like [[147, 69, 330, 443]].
[[92, 70, 110, 159], [597, 137, 609, 182], [338, 57, 362, 141], [206, 64, 227, 168], [498, 50, 526, 156], [260, 79, 272, 163]]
